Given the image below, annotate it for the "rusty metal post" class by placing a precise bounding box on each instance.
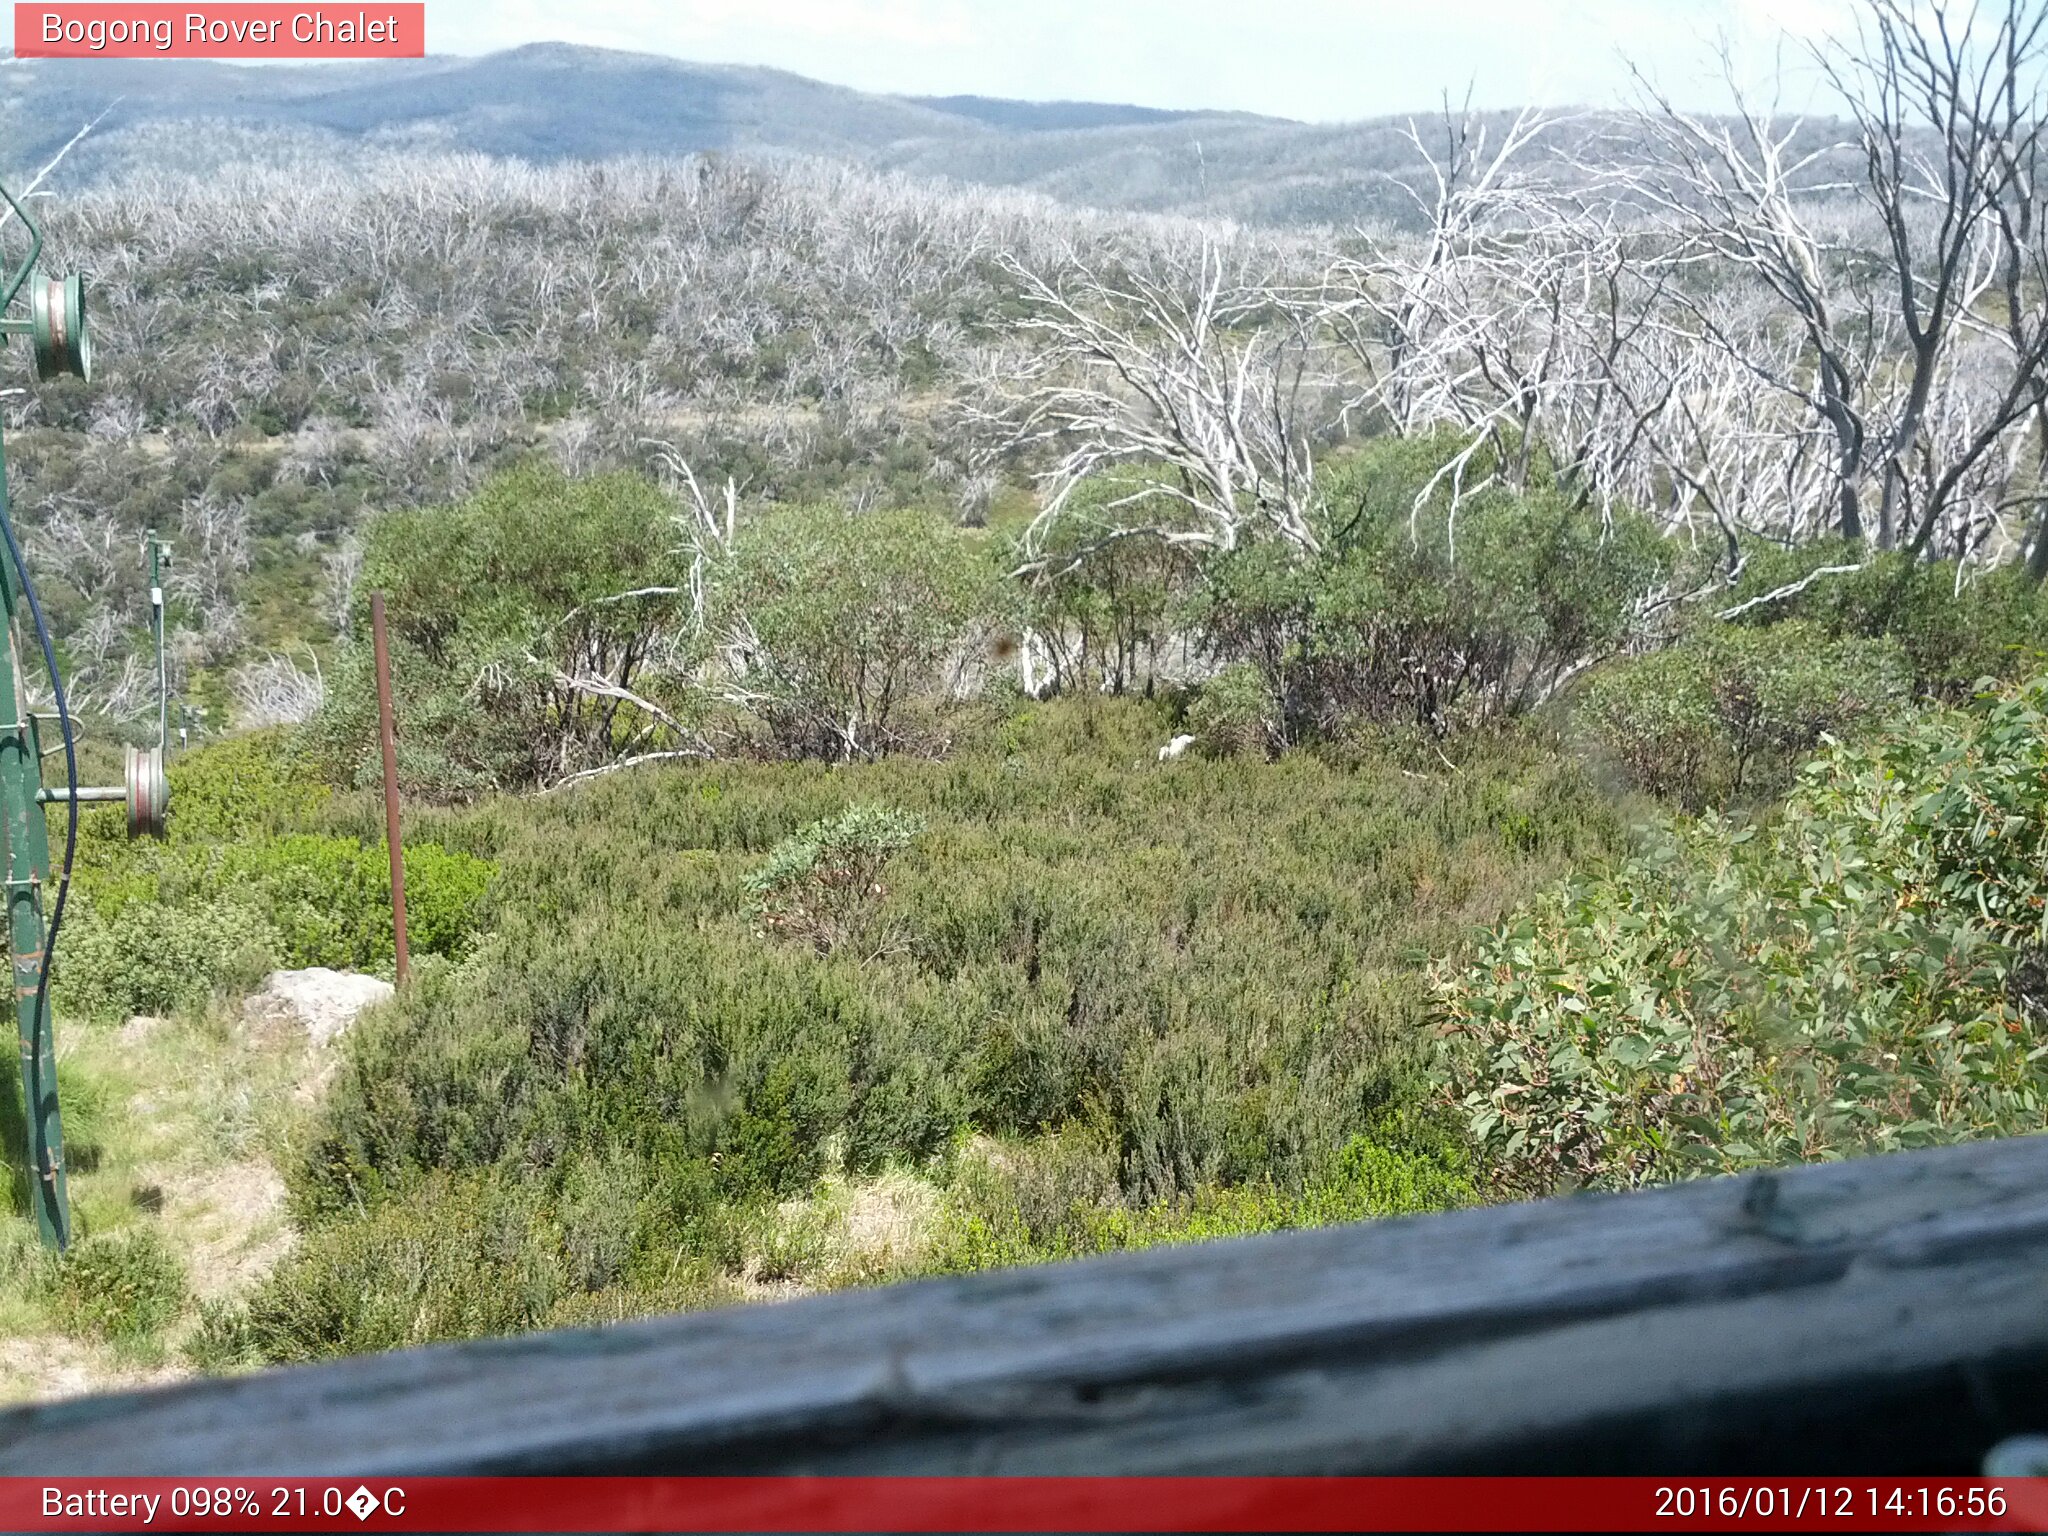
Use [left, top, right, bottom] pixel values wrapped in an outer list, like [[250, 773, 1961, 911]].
[[370, 592, 410, 986]]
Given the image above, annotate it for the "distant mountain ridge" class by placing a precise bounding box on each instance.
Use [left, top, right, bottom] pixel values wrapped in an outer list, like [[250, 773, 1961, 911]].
[[0, 41, 1791, 227], [903, 94, 1267, 132]]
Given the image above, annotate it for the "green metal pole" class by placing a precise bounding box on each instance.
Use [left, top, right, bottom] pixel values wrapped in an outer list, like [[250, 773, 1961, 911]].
[[148, 532, 166, 754], [0, 425, 67, 1250]]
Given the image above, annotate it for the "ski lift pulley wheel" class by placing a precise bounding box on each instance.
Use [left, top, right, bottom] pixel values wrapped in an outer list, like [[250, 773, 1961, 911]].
[[125, 743, 166, 839], [30, 273, 90, 383]]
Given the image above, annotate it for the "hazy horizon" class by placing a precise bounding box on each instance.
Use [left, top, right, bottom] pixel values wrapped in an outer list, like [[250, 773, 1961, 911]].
[[0, 0, 1848, 123]]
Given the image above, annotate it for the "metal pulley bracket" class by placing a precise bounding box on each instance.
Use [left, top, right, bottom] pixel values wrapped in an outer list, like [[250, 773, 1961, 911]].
[[30, 273, 89, 383], [125, 744, 167, 839]]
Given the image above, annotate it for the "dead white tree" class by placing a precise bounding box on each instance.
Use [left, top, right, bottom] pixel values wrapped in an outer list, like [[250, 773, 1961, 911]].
[[643, 438, 743, 633], [1320, 102, 1559, 443], [1829, 0, 2048, 553], [1625, 4, 2048, 560], [230, 649, 325, 727], [992, 235, 1338, 568], [1626, 62, 1880, 545], [0, 102, 116, 235]]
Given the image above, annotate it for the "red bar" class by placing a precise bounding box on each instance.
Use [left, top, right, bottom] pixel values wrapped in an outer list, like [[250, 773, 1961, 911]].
[[4, 1477, 2048, 1532], [14, 5, 424, 58]]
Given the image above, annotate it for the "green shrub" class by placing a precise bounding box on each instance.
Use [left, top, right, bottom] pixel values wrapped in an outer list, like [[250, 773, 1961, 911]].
[[64, 730, 496, 1014], [284, 698, 1620, 1331], [307, 464, 696, 796], [161, 730, 332, 843], [58, 898, 279, 1019], [743, 803, 925, 953], [537, 1271, 741, 1332], [47, 1227, 188, 1342], [740, 1200, 839, 1284], [60, 829, 493, 1016], [716, 506, 999, 759], [392, 843, 498, 957], [242, 1154, 750, 1364], [236, 1172, 569, 1362], [921, 1122, 1474, 1276], [715, 1051, 853, 1200], [1195, 434, 1669, 743], [1719, 543, 2048, 700], [1310, 1130, 1476, 1219], [1577, 622, 1911, 808], [1185, 663, 1274, 757], [557, 1146, 645, 1292], [206, 835, 495, 970], [183, 1297, 262, 1372], [1437, 674, 2048, 1197], [1010, 474, 1199, 695]]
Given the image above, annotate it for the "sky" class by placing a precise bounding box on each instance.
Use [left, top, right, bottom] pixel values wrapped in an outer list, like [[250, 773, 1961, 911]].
[[415, 0, 1856, 120], [2, 1, 1859, 120]]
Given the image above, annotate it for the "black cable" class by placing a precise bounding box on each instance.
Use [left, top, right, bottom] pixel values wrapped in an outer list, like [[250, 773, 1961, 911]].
[[0, 499, 78, 1226]]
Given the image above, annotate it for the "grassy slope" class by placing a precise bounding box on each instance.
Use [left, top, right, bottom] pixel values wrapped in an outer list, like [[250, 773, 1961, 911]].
[[20, 669, 2046, 1376], [0, 696, 1629, 1373], [225, 697, 1629, 1360], [0, 1001, 315, 1399]]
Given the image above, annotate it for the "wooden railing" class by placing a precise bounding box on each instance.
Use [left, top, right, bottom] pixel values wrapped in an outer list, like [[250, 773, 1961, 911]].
[[2, 1134, 2045, 1475]]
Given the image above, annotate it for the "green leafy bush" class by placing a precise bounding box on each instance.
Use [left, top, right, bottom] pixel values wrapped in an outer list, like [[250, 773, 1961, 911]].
[[161, 729, 332, 843], [1009, 475, 1199, 695], [234, 1172, 568, 1362], [205, 836, 495, 971], [60, 830, 494, 1018], [1195, 434, 1669, 743], [47, 1227, 188, 1342], [1720, 543, 2048, 700], [236, 1160, 744, 1362], [307, 464, 695, 796], [271, 699, 1619, 1354], [58, 898, 279, 1019], [1185, 663, 1274, 758], [63, 732, 496, 1014], [713, 1052, 853, 1199], [744, 804, 925, 953], [183, 1298, 262, 1372], [922, 1121, 1474, 1275], [1577, 622, 1911, 808], [1436, 675, 2048, 1197], [716, 506, 999, 759]]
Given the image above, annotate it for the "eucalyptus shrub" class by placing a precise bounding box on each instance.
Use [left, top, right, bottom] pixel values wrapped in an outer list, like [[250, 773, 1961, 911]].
[[308, 464, 694, 796], [1721, 542, 2048, 700], [1185, 662, 1274, 757], [743, 803, 926, 953], [1010, 475, 1199, 696], [715, 506, 1000, 760], [1577, 622, 1911, 808], [1195, 435, 1669, 743], [1436, 675, 2048, 1197]]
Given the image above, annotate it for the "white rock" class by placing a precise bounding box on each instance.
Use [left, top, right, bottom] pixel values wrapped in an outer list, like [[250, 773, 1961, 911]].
[[242, 967, 395, 1049], [1157, 733, 1198, 762]]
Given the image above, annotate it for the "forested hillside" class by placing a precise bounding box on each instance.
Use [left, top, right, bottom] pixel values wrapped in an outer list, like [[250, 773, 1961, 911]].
[[4, 0, 2048, 1389]]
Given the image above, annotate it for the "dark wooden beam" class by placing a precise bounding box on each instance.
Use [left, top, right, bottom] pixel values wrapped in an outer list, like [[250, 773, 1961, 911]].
[[4, 1135, 2047, 1475]]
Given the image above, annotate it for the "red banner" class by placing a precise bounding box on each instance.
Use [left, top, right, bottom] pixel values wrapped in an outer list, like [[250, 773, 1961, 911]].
[[14, 5, 424, 58], [4, 1477, 2048, 1532]]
